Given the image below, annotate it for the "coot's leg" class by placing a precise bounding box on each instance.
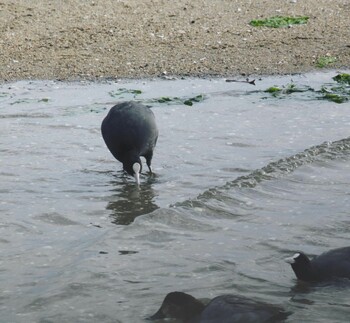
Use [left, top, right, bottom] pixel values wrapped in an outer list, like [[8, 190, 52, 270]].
[[144, 151, 154, 173]]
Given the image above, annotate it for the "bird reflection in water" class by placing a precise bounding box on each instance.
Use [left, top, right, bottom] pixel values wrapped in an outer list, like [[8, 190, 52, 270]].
[[106, 174, 159, 225]]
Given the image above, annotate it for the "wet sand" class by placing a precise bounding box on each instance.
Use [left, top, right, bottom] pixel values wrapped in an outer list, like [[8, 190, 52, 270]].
[[0, 0, 349, 81]]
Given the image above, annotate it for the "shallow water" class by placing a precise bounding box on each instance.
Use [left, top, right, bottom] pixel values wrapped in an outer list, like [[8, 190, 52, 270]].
[[1, 71, 350, 322]]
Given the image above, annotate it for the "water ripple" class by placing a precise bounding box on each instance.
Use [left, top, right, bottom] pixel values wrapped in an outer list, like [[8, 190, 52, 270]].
[[177, 137, 350, 206]]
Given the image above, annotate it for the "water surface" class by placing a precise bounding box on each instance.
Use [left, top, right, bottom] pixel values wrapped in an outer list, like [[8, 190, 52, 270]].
[[1, 71, 350, 322]]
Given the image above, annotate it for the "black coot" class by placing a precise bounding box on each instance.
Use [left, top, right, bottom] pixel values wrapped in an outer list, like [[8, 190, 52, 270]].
[[101, 101, 158, 184], [285, 246, 350, 282], [150, 292, 204, 322], [149, 291, 289, 323]]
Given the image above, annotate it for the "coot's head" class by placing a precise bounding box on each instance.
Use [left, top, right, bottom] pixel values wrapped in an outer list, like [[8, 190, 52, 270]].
[[123, 158, 142, 185], [149, 291, 204, 321], [285, 252, 314, 281]]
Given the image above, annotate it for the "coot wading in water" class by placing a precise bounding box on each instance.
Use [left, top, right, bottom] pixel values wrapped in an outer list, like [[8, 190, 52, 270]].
[[149, 291, 290, 322], [285, 246, 350, 282], [101, 101, 158, 185]]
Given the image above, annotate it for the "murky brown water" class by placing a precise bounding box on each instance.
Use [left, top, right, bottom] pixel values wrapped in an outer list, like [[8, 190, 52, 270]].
[[1, 72, 350, 322]]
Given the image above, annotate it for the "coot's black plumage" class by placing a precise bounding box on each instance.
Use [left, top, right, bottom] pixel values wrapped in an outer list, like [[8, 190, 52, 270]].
[[150, 292, 204, 322], [150, 291, 289, 323], [101, 101, 158, 184], [200, 294, 289, 323], [285, 246, 350, 282]]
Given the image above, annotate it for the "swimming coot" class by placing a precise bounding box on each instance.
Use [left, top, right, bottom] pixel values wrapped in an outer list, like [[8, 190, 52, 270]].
[[285, 246, 350, 282], [149, 291, 289, 323], [150, 291, 204, 322], [101, 101, 158, 184]]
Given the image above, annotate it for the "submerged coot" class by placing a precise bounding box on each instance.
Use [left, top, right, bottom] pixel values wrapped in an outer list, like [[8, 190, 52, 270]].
[[101, 101, 158, 184], [150, 291, 289, 323], [285, 246, 350, 282]]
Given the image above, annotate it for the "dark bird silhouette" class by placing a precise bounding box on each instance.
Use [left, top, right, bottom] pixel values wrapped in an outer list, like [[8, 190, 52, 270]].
[[150, 292, 204, 322], [149, 291, 289, 323], [285, 246, 350, 282], [101, 101, 158, 184]]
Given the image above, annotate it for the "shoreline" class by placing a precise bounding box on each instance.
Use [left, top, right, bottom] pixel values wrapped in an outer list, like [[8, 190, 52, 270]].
[[1, 0, 349, 81], [3, 69, 349, 89]]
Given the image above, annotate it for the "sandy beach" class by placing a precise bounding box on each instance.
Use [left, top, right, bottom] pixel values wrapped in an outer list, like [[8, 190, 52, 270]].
[[0, 0, 349, 81]]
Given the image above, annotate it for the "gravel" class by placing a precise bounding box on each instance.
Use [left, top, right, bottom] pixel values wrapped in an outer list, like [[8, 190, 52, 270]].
[[0, 0, 349, 81]]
